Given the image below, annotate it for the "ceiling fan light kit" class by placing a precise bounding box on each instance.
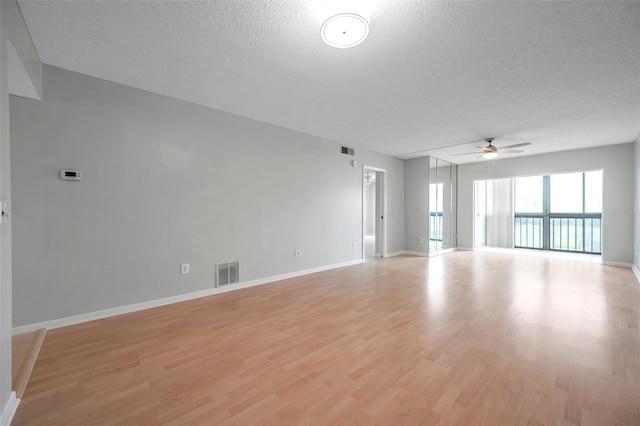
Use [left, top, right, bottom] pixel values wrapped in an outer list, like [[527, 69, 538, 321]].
[[481, 138, 499, 160], [482, 152, 498, 160]]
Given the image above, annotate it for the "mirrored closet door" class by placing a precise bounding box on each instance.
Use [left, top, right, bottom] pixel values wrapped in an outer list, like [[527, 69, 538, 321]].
[[429, 157, 457, 254]]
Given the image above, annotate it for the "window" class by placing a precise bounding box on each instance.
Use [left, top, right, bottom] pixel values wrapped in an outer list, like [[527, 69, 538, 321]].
[[514, 171, 602, 254], [550, 172, 583, 213], [515, 176, 543, 213], [514, 176, 544, 249]]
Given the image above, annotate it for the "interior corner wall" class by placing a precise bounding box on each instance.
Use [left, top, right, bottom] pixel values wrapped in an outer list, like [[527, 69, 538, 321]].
[[404, 157, 430, 254], [10, 65, 405, 327], [457, 143, 635, 264]]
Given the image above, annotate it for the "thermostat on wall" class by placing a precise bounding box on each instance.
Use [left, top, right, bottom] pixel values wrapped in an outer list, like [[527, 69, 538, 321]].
[[60, 170, 83, 181]]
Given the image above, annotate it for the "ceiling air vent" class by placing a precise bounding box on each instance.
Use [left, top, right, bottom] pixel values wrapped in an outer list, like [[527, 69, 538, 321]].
[[341, 146, 355, 156]]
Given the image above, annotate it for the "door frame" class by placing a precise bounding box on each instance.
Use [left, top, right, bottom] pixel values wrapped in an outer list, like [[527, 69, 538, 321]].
[[362, 165, 387, 259]]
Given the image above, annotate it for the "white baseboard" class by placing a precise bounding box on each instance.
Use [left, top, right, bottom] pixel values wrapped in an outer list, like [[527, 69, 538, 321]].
[[632, 264, 640, 283], [385, 250, 411, 257], [602, 261, 640, 285], [428, 248, 457, 257], [402, 250, 429, 257], [389, 248, 466, 258], [602, 261, 633, 268], [13, 259, 364, 335], [1, 392, 19, 426]]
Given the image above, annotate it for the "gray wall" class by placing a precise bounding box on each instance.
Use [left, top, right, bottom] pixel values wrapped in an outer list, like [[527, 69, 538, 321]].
[[458, 143, 635, 264], [635, 135, 640, 271], [0, 1, 11, 409], [404, 157, 429, 254], [10, 65, 405, 326]]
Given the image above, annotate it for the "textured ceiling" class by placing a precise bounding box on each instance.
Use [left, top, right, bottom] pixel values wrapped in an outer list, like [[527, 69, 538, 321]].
[[18, 0, 640, 163]]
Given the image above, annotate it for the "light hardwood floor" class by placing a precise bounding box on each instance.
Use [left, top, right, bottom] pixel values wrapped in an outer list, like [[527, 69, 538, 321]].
[[13, 252, 640, 425]]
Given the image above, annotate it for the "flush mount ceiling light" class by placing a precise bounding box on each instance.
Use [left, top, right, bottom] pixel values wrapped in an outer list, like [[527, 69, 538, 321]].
[[321, 13, 369, 49]]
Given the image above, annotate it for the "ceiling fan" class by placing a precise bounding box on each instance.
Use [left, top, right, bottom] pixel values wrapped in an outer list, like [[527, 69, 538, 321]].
[[452, 138, 531, 160]]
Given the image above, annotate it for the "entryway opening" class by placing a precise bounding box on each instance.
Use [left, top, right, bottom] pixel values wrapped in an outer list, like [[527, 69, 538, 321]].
[[363, 166, 387, 259]]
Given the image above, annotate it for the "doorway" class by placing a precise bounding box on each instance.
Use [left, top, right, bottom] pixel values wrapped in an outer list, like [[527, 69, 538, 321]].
[[363, 166, 386, 259]]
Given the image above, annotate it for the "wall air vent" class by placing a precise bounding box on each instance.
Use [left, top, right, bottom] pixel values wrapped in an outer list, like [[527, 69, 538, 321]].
[[341, 146, 355, 156], [216, 261, 239, 287]]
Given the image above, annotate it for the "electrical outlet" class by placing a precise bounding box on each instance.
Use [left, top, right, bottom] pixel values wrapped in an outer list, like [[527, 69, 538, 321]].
[[294, 250, 301, 257], [181, 263, 190, 274], [352, 241, 356, 250], [418, 237, 424, 244]]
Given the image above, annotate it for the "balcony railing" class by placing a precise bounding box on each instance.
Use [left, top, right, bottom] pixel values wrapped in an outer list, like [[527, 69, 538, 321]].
[[550, 217, 601, 253], [514, 216, 543, 249], [514, 214, 601, 254]]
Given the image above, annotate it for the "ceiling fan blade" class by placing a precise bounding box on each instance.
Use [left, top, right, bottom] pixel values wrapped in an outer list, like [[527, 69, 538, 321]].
[[497, 142, 531, 152], [502, 150, 524, 154], [451, 151, 482, 157]]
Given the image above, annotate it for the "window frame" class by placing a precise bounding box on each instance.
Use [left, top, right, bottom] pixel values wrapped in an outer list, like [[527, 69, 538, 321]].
[[514, 172, 602, 254]]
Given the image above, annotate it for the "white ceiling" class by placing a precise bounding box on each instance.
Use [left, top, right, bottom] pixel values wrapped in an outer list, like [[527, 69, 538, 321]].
[[17, 0, 640, 163]]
